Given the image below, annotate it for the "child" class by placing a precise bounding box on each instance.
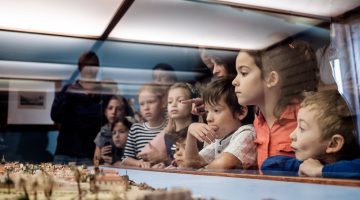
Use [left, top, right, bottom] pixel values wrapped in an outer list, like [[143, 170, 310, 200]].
[[139, 82, 199, 167], [261, 90, 360, 178], [185, 77, 257, 170], [93, 95, 128, 164], [232, 40, 318, 168], [101, 118, 132, 166], [163, 128, 189, 169], [152, 63, 178, 85], [199, 48, 238, 78], [121, 83, 167, 168]]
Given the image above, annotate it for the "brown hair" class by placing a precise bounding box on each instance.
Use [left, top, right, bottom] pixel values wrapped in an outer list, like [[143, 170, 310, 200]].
[[203, 76, 253, 124], [261, 39, 318, 118], [78, 51, 99, 72], [301, 90, 359, 160], [205, 49, 238, 76]]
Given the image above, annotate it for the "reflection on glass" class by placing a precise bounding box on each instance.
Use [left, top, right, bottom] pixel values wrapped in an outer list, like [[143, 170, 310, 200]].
[[0, 0, 359, 185]]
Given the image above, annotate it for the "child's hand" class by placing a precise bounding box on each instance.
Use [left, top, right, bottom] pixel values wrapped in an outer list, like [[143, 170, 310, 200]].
[[152, 162, 166, 169], [137, 143, 166, 164], [188, 123, 216, 143], [138, 160, 151, 168], [100, 145, 112, 163], [100, 145, 112, 156], [182, 98, 206, 116], [101, 155, 113, 164], [298, 158, 323, 177]]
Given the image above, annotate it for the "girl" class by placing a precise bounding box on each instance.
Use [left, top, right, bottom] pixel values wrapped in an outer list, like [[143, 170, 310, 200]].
[[93, 95, 128, 164], [232, 39, 318, 168], [101, 118, 132, 166], [139, 83, 199, 167], [200, 48, 238, 78], [121, 83, 167, 168]]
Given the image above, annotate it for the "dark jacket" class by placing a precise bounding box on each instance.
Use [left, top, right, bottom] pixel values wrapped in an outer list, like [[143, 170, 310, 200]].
[[51, 81, 108, 159], [262, 155, 360, 179]]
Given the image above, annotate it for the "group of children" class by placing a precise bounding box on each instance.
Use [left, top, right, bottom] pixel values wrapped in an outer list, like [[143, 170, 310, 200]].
[[92, 39, 360, 179]]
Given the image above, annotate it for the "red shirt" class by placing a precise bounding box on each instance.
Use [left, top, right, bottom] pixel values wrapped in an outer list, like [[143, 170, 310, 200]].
[[254, 104, 299, 168]]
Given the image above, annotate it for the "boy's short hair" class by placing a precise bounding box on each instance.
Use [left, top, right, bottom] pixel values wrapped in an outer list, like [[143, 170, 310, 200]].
[[301, 90, 359, 159], [202, 76, 254, 124], [78, 51, 99, 72]]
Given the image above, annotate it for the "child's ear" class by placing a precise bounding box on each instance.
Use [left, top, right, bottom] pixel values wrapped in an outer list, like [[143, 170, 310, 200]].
[[265, 71, 280, 88], [325, 134, 345, 154], [236, 106, 248, 121]]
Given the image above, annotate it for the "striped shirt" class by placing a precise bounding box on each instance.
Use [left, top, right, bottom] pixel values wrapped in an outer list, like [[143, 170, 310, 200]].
[[123, 121, 167, 159]]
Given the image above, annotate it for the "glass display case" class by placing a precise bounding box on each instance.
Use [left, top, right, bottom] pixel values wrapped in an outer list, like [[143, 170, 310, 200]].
[[0, 0, 359, 198]]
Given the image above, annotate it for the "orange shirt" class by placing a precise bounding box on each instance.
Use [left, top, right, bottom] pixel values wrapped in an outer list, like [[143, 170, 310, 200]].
[[254, 104, 299, 168]]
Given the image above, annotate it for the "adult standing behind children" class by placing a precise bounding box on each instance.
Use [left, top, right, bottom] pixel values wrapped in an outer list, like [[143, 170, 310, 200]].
[[232, 39, 318, 168], [51, 51, 107, 165]]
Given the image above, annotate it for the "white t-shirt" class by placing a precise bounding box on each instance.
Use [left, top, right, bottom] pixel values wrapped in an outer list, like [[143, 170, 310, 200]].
[[199, 124, 257, 169]]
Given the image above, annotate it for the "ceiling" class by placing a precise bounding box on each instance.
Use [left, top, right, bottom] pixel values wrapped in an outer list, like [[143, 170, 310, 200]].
[[0, 0, 358, 50], [0, 0, 358, 94]]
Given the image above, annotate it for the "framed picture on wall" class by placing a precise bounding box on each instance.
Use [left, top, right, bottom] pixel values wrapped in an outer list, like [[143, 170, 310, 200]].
[[7, 80, 55, 125], [17, 91, 46, 109]]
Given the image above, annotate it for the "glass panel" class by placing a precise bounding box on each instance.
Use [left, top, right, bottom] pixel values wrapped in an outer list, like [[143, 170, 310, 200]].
[[0, 0, 122, 37], [0, 0, 359, 186]]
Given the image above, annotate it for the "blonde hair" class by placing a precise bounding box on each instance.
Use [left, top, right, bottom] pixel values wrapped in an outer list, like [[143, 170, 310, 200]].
[[138, 83, 167, 118], [164, 83, 195, 134], [138, 83, 166, 98], [301, 90, 359, 160]]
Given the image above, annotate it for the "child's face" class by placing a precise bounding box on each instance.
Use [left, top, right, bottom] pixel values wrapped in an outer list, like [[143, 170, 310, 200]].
[[105, 98, 125, 124], [205, 97, 242, 139], [112, 122, 129, 149], [139, 90, 164, 123], [232, 52, 265, 106], [210, 58, 227, 78], [290, 106, 330, 161], [167, 88, 192, 120], [153, 69, 175, 85], [174, 140, 186, 168]]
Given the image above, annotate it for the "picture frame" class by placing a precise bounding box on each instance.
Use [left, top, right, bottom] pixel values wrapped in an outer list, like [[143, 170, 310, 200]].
[[17, 91, 46, 109], [7, 80, 55, 125]]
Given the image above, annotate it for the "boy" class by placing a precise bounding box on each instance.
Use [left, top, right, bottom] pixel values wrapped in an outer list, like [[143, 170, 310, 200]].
[[262, 90, 360, 178], [184, 77, 257, 170]]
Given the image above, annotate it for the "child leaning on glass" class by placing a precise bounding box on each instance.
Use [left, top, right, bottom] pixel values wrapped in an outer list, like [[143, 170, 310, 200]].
[[185, 76, 257, 170], [261, 90, 360, 179]]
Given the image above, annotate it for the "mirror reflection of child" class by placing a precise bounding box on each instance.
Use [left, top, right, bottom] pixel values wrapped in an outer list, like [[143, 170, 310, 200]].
[[262, 90, 360, 178]]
